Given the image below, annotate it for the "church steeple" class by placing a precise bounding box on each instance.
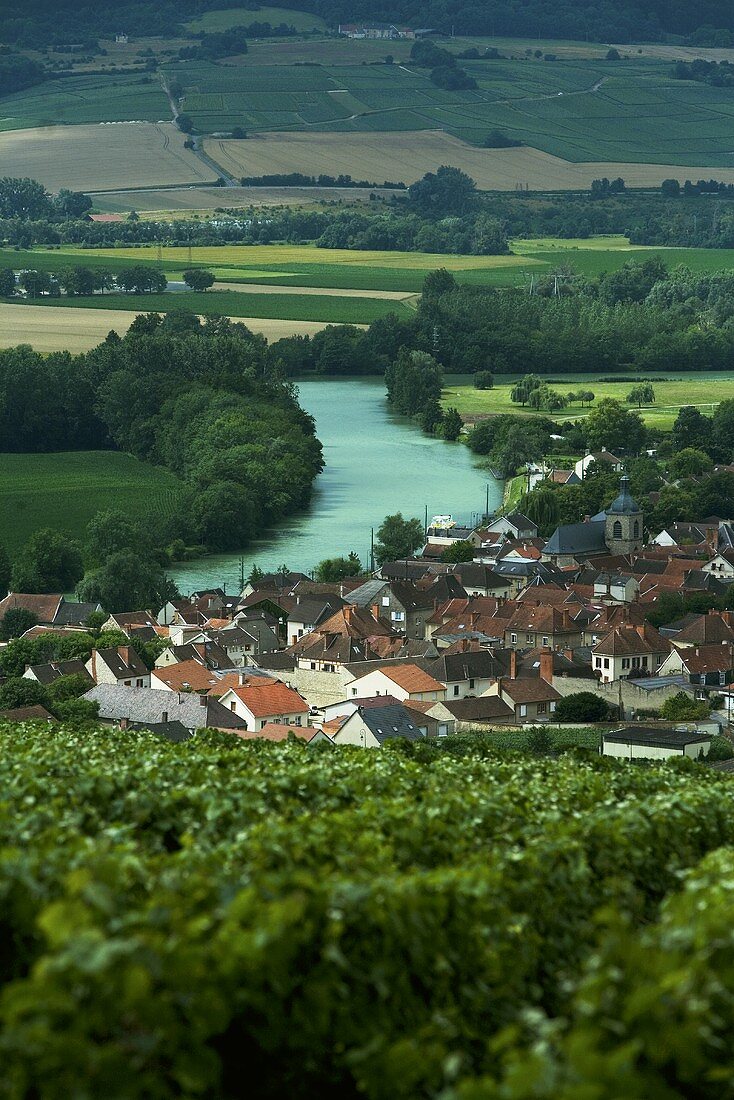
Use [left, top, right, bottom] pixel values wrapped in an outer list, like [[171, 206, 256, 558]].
[[605, 475, 643, 555]]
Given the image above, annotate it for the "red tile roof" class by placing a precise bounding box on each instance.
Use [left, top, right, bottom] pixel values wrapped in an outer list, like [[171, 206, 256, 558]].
[[228, 682, 309, 717]]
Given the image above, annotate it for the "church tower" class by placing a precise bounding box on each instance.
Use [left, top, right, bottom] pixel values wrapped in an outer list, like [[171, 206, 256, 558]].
[[605, 475, 643, 556]]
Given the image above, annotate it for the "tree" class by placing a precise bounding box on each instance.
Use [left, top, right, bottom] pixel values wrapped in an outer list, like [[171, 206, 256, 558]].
[[408, 166, 479, 217], [177, 113, 194, 134], [661, 178, 681, 197], [0, 268, 15, 297], [422, 268, 456, 301], [385, 350, 443, 417], [0, 677, 50, 710], [0, 177, 54, 220], [441, 407, 463, 441], [711, 400, 734, 462], [584, 399, 646, 455], [314, 552, 363, 582], [440, 540, 475, 563], [555, 692, 611, 722], [474, 371, 494, 390], [374, 513, 424, 565], [54, 188, 92, 218], [0, 542, 9, 595], [19, 270, 51, 298], [672, 406, 712, 453], [183, 268, 215, 292], [84, 510, 145, 567], [420, 398, 444, 435], [669, 448, 713, 480], [0, 607, 38, 642], [76, 551, 179, 614], [47, 672, 92, 705], [528, 726, 552, 754], [626, 383, 655, 407], [11, 530, 83, 593], [660, 692, 711, 720]]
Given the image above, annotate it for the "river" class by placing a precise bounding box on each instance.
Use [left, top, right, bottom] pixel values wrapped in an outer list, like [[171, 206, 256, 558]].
[[169, 377, 503, 593]]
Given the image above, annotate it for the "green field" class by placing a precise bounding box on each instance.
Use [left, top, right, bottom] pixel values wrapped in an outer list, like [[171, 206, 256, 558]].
[[6, 238, 734, 296], [444, 373, 734, 430], [0, 451, 185, 557], [18, 289, 402, 324], [0, 73, 168, 132]]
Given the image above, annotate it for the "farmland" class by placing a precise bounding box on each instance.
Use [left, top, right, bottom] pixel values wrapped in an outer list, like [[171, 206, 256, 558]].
[[185, 5, 326, 33], [0, 303, 342, 352], [208, 128, 734, 192], [0, 451, 184, 557], [443, 373, 734, 431], [0, 72, 169, 132], [24, 289, 401, 324], [0, 123, 213, 192]]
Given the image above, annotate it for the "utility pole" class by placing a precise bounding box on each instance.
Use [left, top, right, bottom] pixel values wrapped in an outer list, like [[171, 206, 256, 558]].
[[370, 527, 375, 573]]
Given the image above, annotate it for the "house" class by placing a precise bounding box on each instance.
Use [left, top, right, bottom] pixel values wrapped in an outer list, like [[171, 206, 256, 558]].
[[332, 703, 423, 747], [429, 647, 505, 699], [348, 663, 446, 702], [453, 563, 513, 598], [22, 659, 93, 687], [286, 595, 346, 646], [484, 513, 539, 540], [601, 725, 711, 761], [0, 593, 99, 628], [591, 623, 669, 683], [504, 605, 582, 651], [230, 612, 280, 655], [574, 450, 623, 480], [494, 677, 561, 723], [84, 685, 245, 733], [150, 660, 222, 694], [86, 646, 150, 688], [218, 681, 310, 732], [443, 696, 515, 728], [401, 699, 457, 737], [593, 573, 639, 604], [0, 705, 55, 722], [546, 468, 581, 486], [154, 641, 230, 671], [102, 611, 159, 635], [658, 643, 734, 689]]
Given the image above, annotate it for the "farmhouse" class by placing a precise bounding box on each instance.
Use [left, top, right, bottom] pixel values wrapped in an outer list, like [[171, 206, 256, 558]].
[[338, 23, 414, 39]]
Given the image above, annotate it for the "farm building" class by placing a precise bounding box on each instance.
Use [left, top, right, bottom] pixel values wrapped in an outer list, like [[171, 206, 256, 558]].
[[338, 23, 414, 39], [601, 726, 711, 761]]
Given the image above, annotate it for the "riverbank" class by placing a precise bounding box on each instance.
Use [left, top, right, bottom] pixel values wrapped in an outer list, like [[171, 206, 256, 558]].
[[169, 377, 503, 592]]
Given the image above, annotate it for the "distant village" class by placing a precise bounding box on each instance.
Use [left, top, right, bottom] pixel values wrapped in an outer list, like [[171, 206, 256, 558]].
[[2, 464, 734, 764]]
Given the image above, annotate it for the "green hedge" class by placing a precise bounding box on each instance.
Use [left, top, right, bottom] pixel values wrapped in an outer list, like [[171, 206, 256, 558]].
[[0, 722, 733, 1098]]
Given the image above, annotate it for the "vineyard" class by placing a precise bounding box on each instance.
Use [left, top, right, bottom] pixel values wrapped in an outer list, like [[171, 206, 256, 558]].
[[1, 721, 733, 1098]]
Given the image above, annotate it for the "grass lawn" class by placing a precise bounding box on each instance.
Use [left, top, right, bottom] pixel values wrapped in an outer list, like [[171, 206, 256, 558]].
[[0, 451, 185, 558], [444, 375, 734, 430]]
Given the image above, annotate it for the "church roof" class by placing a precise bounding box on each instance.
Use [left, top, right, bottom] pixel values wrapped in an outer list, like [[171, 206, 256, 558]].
[[607, 476, 641, 516], [545, 520, 607, 556]]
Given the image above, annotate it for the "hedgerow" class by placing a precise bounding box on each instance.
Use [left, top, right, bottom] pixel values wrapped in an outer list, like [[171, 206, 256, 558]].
[[0, 721, 732, 1098]]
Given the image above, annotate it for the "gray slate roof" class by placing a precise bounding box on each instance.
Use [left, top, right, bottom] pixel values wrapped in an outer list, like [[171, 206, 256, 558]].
[[603, 725, 710, 748], [358, 704, 423, 744], [84, 685, 245, 731], [545, 520, 607, 556]]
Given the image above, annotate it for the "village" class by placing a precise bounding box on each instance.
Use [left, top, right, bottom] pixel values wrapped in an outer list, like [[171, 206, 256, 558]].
[[2, 464, 733, 764]]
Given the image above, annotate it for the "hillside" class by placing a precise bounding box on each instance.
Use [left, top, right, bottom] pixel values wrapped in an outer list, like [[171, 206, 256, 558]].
[[1, 722, 733, 1097]]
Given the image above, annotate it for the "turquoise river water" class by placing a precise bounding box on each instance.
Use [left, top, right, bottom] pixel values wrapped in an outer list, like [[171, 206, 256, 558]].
[[169, 377, 503, 593]]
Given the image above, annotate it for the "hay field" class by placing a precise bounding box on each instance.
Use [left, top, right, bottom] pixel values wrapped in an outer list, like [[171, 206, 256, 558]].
[[90, 184, 390, 212], [207, 130, 734, 192], [0, 303, 349, 353], [0, 123, 214, 192]]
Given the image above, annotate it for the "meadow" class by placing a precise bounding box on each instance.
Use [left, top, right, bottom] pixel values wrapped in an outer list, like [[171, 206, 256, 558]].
[[0, 451, 184, 557], [0, 123, 213, 192], [443, 373, 734, 430]]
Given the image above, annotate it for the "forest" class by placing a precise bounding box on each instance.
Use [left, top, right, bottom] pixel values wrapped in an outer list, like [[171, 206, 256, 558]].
[[0, 314, 323, 552], [3, 0, 734, 46]]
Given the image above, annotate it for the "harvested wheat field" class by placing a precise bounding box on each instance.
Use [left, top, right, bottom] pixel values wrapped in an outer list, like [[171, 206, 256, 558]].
[[90, 184, 391, 212], [0, 304, 341, 353], [206, 131, 734, 191], [0, 123, 215, 192]]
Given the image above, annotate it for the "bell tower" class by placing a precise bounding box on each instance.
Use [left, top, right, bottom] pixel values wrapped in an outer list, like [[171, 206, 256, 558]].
[[605, 475, 643, 555]]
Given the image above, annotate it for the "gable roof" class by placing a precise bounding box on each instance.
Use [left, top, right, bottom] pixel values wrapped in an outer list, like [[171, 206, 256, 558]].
[[226, 681, 309, 718], [26, 659, 93, 686], [373, 663, 444, 693], [151, 660, 222, 694], [91, 646, 148, 679], [545, 521, 608, 557], [84, 685, 244, 730], [0, 593, 63, 625], [356, 704, 423, 744]]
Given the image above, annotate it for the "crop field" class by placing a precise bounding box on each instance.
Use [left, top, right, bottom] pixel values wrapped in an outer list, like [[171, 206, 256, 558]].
[[0, 123, 214, 192], [186, 5, 326, 33], [0, 73, 169, 132], [89, 184, 388, 212], [0, 302, 344, 353], [443, 373, 734, 430], [0, 451, 184, 557], [208, 129, 734, 192]]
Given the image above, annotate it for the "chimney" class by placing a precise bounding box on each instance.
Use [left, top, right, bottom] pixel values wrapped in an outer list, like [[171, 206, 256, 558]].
[[344, 606, 353, 623], [120, 646, 130, 666], [540, 647, 554, 685], [635, 624, 647, 640], [371, 604, 380, 620], [563, 648, 574, 662], [199, 694, 207, 706], [509, 649, 517, 680], [161, 711, 168, 723], [706, 526, 717, 554]]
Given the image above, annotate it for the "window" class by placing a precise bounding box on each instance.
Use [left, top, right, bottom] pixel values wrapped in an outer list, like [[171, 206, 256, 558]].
[[123, 680, 131, 686], [382, 596, 390, 606], [230, 702, 236, 711], [352, 687, 358, 696], [550, 701, 556, 712], [510, 633, 517, 644], [633, 520, 640, 538], [641, 656, 648, 667], [538, 702, 547, 714], [621, 658, 630, 669], [595, 657, 602, 668], [519, 704, 528, 717], [603, 658, 609, 669], [136, 679, 144, 687], [469, 678, 475, 689], [310, 662, 316, 670], [612, 520, 622, 540], [632, 656, 640, 668], [391, 611, 404, 622], [526, 633, 533, 643], [453, 685, 460, 696], [541, 636, 549, 647]]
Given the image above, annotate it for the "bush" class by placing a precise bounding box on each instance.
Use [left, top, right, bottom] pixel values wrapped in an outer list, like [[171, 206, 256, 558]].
[[554, 692, 611, 722], [474, 370, 494, 389]]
